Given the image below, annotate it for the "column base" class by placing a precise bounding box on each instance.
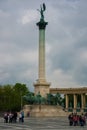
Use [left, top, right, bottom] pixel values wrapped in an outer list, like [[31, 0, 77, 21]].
[[81, 108, 84, 113], [73, 108, 76, 113]]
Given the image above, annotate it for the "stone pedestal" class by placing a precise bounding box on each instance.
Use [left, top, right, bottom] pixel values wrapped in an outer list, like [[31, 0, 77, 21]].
[[34, 81, 50, 97], [23, 105, 68, 117]]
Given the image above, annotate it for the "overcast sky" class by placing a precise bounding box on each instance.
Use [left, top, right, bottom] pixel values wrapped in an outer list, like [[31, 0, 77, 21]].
[[0, 0, 87, 91]]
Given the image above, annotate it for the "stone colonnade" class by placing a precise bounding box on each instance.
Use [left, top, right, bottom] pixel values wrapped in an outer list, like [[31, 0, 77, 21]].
[[65, 93, 86, 112], [50, 88, 87, 112]]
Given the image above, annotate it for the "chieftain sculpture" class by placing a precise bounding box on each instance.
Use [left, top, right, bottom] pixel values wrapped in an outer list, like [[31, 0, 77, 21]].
[[37, 3, 46, 21]]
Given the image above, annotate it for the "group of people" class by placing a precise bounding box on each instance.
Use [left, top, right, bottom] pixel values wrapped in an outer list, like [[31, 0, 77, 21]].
[[4, 111, 24, 123], [68, 112, 87, 126]]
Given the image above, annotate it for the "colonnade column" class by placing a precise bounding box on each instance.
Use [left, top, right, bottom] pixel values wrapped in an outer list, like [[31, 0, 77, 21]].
[[83, 94, 86, 108], [81, 94, 85, 109], [65, 94, 68, 110], [81, 94, 84, 109], [74, 94, 77, 110]]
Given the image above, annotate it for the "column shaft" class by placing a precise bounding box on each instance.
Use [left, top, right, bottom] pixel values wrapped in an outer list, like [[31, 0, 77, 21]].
[[65, 94, 68, 109], [84, 94, 86, 108], [81, 94, 84, 109], [39, 29, 45, 82], [74, 94, 77, 109]]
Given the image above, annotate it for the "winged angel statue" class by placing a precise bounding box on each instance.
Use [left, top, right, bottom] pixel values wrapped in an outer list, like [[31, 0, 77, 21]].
[[37, 3, 46, 21]]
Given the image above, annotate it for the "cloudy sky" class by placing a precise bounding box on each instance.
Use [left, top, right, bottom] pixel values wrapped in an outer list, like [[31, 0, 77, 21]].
[[0, 0, 87, 91]]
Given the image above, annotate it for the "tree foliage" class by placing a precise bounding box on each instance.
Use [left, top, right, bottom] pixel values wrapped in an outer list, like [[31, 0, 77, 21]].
[[0, 83, 30, 112]]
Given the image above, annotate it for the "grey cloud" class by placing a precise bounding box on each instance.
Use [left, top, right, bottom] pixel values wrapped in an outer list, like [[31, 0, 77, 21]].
[[0, 0, 87, 90]]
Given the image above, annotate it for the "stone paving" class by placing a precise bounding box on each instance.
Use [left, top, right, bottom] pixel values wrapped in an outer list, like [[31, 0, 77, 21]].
[[0, 117, 87, 130]]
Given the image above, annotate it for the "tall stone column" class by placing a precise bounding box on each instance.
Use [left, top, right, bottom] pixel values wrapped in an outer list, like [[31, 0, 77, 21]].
[[37, 21, 47, 82], [34, 18, 50, 97]]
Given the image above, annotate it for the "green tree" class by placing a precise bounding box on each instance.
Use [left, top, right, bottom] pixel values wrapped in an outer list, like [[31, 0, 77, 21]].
[[0, 84, 14, 111], [13, 83, 29, 110], [0, 83, 30, 112]]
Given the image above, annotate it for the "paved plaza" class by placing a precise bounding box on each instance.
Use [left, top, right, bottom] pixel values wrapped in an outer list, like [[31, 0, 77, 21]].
[[0, 116, 87, 130]]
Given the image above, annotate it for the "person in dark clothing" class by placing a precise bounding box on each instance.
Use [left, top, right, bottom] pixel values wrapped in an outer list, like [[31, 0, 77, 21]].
[[13, 112, 17, 123], [68, 113, 73, 126]]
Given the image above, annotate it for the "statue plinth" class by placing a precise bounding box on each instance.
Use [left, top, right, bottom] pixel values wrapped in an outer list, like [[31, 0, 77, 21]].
[[34, 80, 51, 97]]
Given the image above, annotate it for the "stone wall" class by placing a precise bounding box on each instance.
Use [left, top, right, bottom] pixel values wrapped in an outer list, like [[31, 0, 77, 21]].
[[23, 105, 68, 117]]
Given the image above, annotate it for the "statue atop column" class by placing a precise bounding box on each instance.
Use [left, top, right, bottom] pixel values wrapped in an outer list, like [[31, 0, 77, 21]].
[[37, 3, 46, 21], [35, 3, 50, 97]]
